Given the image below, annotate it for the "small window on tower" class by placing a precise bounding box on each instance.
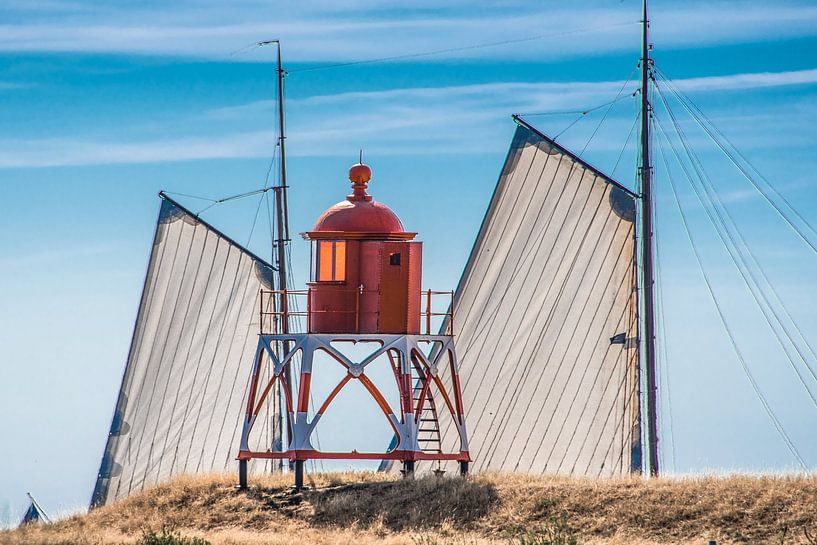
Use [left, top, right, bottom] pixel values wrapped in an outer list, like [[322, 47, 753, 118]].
[[389, 252, 401, 266], [312, 240, 346, 282]]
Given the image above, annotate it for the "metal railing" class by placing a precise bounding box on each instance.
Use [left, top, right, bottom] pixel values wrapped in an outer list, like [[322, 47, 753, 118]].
[[259, 288, 453, 335], [423, 290, 455, 336]]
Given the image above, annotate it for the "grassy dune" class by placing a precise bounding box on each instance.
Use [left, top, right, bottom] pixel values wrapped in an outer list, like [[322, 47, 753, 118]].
[[3, 472, 817, 545]]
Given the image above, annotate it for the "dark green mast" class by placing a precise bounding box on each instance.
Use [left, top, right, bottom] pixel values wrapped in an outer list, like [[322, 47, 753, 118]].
[[639, 0, 660, 477]]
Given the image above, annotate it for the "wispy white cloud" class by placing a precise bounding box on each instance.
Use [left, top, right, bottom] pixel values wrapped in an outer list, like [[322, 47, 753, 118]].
[[0, 17, 637, 61], [2, 2, 817, 61], [0, 131, 274, 168], [671, 69, 817, 92], [214, 67, 817, 119], [3, 67, 816, 169]]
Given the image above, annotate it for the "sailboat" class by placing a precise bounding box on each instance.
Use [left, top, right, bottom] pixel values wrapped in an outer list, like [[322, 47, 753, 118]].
[[19, 494, 50, 526], [420, 2, 658, 478]]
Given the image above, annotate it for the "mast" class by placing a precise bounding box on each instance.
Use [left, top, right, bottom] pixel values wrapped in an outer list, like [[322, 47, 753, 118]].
[[275, 43, 293, 457], [639, 0, 660, 477], [264, 39, 293, 471], [239, 39, 292, 486], [275, 42, 290, 259]]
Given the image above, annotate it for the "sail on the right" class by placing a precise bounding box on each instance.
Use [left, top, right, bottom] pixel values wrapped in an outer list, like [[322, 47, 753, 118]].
[[438, 117, 641, 476]]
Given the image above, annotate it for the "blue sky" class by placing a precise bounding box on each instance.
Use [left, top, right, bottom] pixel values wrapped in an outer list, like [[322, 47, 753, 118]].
[[2, 0, 817, 525]]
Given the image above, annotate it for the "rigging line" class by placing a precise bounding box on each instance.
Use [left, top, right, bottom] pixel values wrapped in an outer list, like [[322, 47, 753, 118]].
[[219, 187, 275, 205], [654, 122, 808, 469], [653, 84, 817, 396], [680, 167, 817, 368], [649, 80, 670, 473], [650, 124, 673, 474], [612, 106, 640, 178], [265, 190, 275, 264], [553, 90, 634, 141], [653, 151, 817, 413], [161, 191, 217, 202], [627, 109, 643, 467], [517, 90, 636, 119], [653, 80, 817, 371], [579, 65, 640, 157], [553, 114, 586, 140], [228, 41, 263, 57], [289, 21, 639, 74], [246, 192, 267, 248], [653, 69, 817, 255], [653, 179, 677, 473], [654, 66, 817, 242], [195, 186, 277, 217], [264, 144, 279, 190]]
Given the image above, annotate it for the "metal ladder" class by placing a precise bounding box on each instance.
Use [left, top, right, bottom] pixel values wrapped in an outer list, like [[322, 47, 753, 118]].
[[411, 362, 442, 454]]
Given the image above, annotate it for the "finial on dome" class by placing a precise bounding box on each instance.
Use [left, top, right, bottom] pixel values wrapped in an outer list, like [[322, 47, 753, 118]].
[[348, 160, 372, 202]]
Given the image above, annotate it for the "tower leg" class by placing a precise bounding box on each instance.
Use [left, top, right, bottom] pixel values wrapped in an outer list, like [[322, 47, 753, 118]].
[[459, 461, 468, 476], [294, 459, 305, 490], [238, 460, 248, 489], [403, 460, 415, 478]]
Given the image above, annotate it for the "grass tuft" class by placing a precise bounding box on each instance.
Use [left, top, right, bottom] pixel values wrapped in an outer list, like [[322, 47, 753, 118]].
[[513, 517, 578, 545], [136, 527, 210, 545]]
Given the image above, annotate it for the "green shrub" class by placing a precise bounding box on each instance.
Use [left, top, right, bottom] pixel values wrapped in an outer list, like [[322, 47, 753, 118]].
[[514, 516, 578, 545], [135, 527, 210, 545]]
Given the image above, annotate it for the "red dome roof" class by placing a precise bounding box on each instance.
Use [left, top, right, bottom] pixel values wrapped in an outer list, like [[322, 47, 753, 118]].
[[305, 162, 415, 240], [312, 199, 405, 233]]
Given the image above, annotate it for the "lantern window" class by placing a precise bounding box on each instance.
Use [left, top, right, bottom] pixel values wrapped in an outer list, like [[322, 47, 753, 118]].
[[312, 240, 346, 282]]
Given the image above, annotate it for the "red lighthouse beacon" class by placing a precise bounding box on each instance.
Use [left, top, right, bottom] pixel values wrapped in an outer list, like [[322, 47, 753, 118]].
[[237, 162, 471, 488], [306, 162, 422, 335]]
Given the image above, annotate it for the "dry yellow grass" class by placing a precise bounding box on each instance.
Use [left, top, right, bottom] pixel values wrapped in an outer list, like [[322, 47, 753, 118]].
[[3, 471, 817, 545]]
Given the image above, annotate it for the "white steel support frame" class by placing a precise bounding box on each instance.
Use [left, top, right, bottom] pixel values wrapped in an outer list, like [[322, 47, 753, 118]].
[[238, 333, 470, 488]]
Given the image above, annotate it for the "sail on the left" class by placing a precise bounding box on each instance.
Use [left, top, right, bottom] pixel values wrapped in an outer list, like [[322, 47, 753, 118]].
[[91, 195, 279, 507]]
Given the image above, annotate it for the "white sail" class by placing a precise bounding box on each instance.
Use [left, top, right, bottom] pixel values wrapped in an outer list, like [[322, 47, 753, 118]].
[[91, 196, 280, 506], [437, 119, 641, 476]]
